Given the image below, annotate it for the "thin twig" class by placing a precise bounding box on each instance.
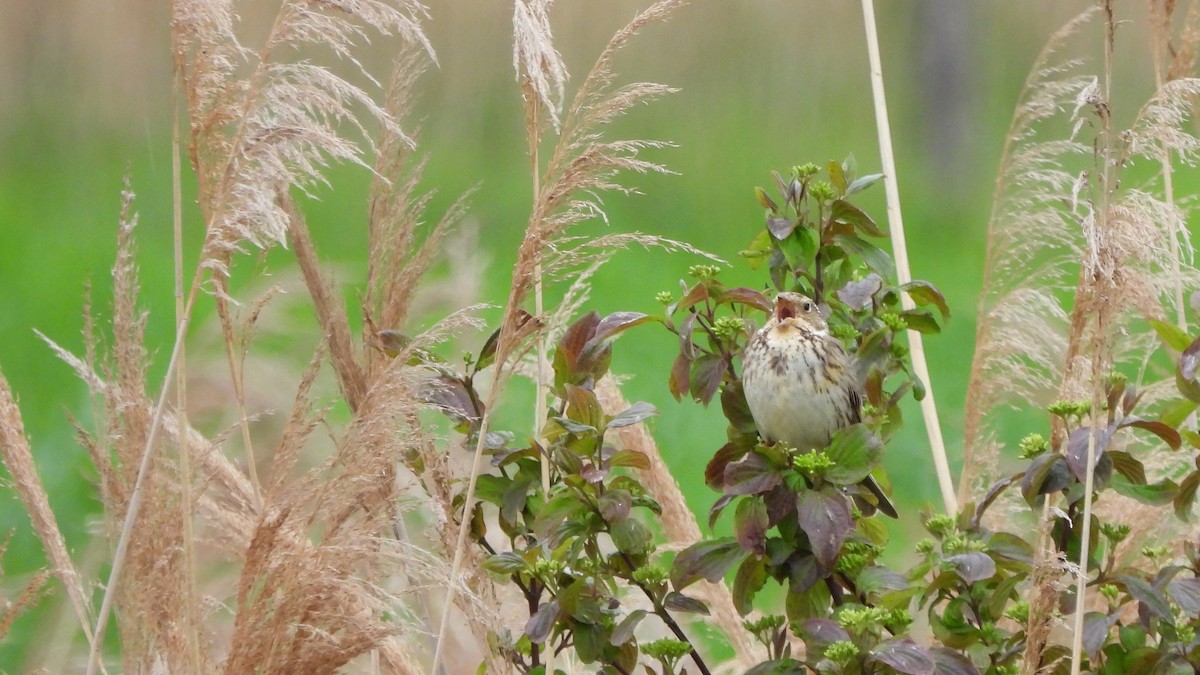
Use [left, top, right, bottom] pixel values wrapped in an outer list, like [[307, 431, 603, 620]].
[[859, 0, 956, 514]]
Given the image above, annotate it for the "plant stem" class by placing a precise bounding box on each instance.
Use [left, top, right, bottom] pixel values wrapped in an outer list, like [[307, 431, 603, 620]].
[[859, 0, 956, 514]]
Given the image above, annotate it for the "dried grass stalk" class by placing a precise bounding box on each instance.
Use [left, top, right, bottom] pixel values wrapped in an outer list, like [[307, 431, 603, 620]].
[[0, 377, 94, 647]]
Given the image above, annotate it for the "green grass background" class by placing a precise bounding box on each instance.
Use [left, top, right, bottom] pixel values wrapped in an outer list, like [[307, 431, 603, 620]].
[[0, 0, 1172, 668]]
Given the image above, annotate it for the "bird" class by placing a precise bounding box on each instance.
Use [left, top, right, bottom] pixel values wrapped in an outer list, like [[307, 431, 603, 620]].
[[741, 291, 897, 518]]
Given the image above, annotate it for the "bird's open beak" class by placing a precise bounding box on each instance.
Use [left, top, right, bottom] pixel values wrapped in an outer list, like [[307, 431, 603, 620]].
[[774, 297, 796, 322]]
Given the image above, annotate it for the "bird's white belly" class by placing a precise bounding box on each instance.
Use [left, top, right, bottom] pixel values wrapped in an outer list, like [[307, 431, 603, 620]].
[[743, 345, 844, 451]]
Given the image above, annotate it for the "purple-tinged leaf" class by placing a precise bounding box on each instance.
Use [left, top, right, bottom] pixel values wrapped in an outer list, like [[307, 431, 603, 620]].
[[689, 353, 727, 406], [706, 442, 749, 490], [1120, 417, 1182, 450], [837, 274, 883, 310], [1082, 612, 1115, 658], [557, 312, 600, 373], [798, 618, 849, 648], [831, 199, 885, 237], [1169, 577, 1200, 618], [671, 537, 746, 590], [1117, 574, 1173, 621], [870, 639, 935, 675], [931, 647, 979, 675], [1178, 335, 1200, 403], [1065, 426, 1113, 482], [944, 552, 996, 584], [796, 487, 853, 568], [525, 600, 560, 644], [846, 173, 884, 196], [719, 287, 774, 313], [608, 401, 658, 428], [734, 497, 769, 555], [724, 452, 782, 496], [668, 351, 692, 402], [768, 216, 797, 239]]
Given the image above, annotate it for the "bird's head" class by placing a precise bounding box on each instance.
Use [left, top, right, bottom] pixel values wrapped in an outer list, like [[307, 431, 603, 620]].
[[768, 292, 828, 335]]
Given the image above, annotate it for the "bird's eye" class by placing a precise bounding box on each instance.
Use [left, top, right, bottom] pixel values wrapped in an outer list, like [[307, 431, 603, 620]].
[[802, 301, 813, 312]]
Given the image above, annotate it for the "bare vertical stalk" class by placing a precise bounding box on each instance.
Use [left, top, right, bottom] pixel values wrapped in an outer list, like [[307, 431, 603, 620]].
[[172, 71, 203, 675], [1070, 6, 1116, 673], [859, 0, 956, 514]]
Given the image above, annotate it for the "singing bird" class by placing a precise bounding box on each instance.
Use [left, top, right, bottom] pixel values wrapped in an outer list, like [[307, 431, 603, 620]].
[[741, 292, 897, 518]]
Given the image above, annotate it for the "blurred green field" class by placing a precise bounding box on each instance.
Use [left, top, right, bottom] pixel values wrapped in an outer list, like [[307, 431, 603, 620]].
[[0, 0, 1157, 668]]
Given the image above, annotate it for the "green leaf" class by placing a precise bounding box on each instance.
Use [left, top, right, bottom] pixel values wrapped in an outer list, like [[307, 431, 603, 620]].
[[831, 199, 886, 237], [827, 160, 847, 195], [900, 309, 941, 334], [608, 401, 658, 428], [1159, 399, 1197, 428], [610, 518, 653, 556], [901, 280, 951, 319], [721, 380, 758, 439], [474, 326, 502, 371], [1149, 318, 1193, 352], [564, 384, 604, 430], [609, 449, 651, 470], [1175, 471, 1200, 520], [483, 552, 528, 575], [1110, 473, 1178, 506], [785, 579, 832, 623], [732, 555, 767, 616], [734, 497, 769, 555], [663, 592, 710, 615], [755, 186, 779, 211], [598, 489, 632, 523], [779, 225, 819, 271], [670, 537, 747, 590], [1020, 453, 1070, 505], [833, 233, 896, 280], [610, 609, 648, 646], [572, 621, 605, 663], [824, 424, 883, 485], [796, 487, 853, 568]]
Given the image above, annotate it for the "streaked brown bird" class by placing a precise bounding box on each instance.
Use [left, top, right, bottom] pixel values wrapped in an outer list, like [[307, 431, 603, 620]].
[[741, 291, 897, 518]]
